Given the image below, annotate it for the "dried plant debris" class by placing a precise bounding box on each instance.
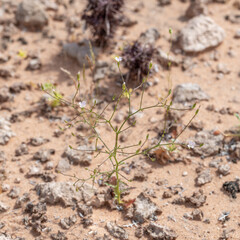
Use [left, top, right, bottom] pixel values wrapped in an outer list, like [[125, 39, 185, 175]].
[[23, 202, 48, 235], [122, 41, 155, 82], [222, 180, 240, 198], [82, 0, 124, 47]]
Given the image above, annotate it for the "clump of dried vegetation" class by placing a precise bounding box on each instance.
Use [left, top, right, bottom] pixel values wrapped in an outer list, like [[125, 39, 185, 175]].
[[122, 41, 156, 82], [82, 0, 124, 48]]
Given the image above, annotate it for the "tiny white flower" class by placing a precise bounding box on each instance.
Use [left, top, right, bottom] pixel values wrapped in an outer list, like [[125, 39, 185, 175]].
[[79, 100, 86, 108], [115, 56, 122, 62], [187, 140, 195, 149]]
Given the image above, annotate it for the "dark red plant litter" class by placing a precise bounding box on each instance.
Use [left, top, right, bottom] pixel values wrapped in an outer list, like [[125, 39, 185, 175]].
[[82, 0, 124, 48], [122, 41, 155, 82], [222, 180, 240, 198]]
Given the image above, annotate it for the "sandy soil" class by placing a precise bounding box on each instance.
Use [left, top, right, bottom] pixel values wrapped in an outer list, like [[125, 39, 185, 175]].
[[0, 0, 240, 239]]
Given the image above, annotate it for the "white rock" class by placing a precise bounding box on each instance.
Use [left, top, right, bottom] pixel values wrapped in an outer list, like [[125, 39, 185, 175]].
[[179, 15, 225, 53]]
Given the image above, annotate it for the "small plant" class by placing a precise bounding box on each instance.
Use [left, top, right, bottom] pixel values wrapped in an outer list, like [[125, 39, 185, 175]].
[[82, 0, 124, 48], [122, 41, 155, 83], [42, 30, 200, 204]]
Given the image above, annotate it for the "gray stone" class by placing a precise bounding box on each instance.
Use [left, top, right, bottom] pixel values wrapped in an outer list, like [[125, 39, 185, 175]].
[[185, 0, 208, 19], [16, 0, 48, 30], [234, 29, 240, 39], [0, 66, 15, 78], [209, 158, 222, 168], [33, 149, 55, 162], [29, 137, 48, 146], [145, 222, 177, 240], [15, 142, 29, 156], [0, 201, 9, 213], [0, 236, 13, 240], [218, 164, 230, 176], [138, 28, 160, 46], [35, 182, 95, 206], [128, 193, 161, 223], [63, 146, 92, 166], [27, 58, 42, 70], [14, 193, 30, 209], [60, 215, 77, 229], [0, 87, 13, 103], [106, 221, 128, 240], [63, 40, 99, 68], [173, 83, 209, 105], [192, 130, 224, 157], [0, 118, 15, 145], [56, 158, 71, 172], [179, 15, 225, 53], [158, 0, 172, 6], [156, 48, 180, 67], [196, 169, 212, 186], [217, 63, 230, 74], [27, 165, 43, 177], [7, 187, 20, 199]]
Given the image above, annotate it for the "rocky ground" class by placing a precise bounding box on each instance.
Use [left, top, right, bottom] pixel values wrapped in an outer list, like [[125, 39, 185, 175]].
[[0, 0, 240, 239]]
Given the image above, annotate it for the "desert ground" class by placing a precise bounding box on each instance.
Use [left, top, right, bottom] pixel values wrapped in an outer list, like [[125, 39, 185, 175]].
[[0, 0, 240, 239]]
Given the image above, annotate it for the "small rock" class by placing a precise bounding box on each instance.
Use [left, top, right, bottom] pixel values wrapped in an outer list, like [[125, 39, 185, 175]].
[[16, 0, 48, 30], [35, 182, 84, 206], [51, 231, 67, 240], [145, 222, 177, 240], [173, 189, 207, 207], [192, 130, 224, 157], [192, 209, 204, 221], [126, 193, 161, 223], [33, 149, 55, 162], [217, 63, 230, 74], [138, 28, 160, 46], [0, 201, 9, 213], [27, 165, 43, 177], [1, 183, 10, 192], [27, 58, 42, 70], [60, 215, 77, 229], [29, 137, 48, 146], [56, 158, 71, 172], [14, 193, 30, 209], [45, 161, 54, 170], [0, 66, 15, 78], [179, 15, 225, 53], [218, 164, 230, 176], [158, 0, 172, 6], [63, 146, 92, 166], [15, 142, 29, 156], [106, 221, 128, 240], [8, 187, 20, 199], [185, 0, 208, 19], [172, 83, 209, 105], [156, 48, 180, 67], [196, 169, 212, 186], [234, 29, 240, 38], [0, 118, 15, 145], [63, 40, 99, 68], [135, 227, 143, 238], [0, 87, 13, 103], [209, 158, 222, 168]]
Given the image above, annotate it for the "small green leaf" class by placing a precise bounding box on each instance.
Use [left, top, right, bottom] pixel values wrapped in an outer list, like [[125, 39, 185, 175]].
[[169, 28, 172, 34], [149, 61, 153, 69], [69, 145, 73, 149], [192, 103, 197, 109]]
